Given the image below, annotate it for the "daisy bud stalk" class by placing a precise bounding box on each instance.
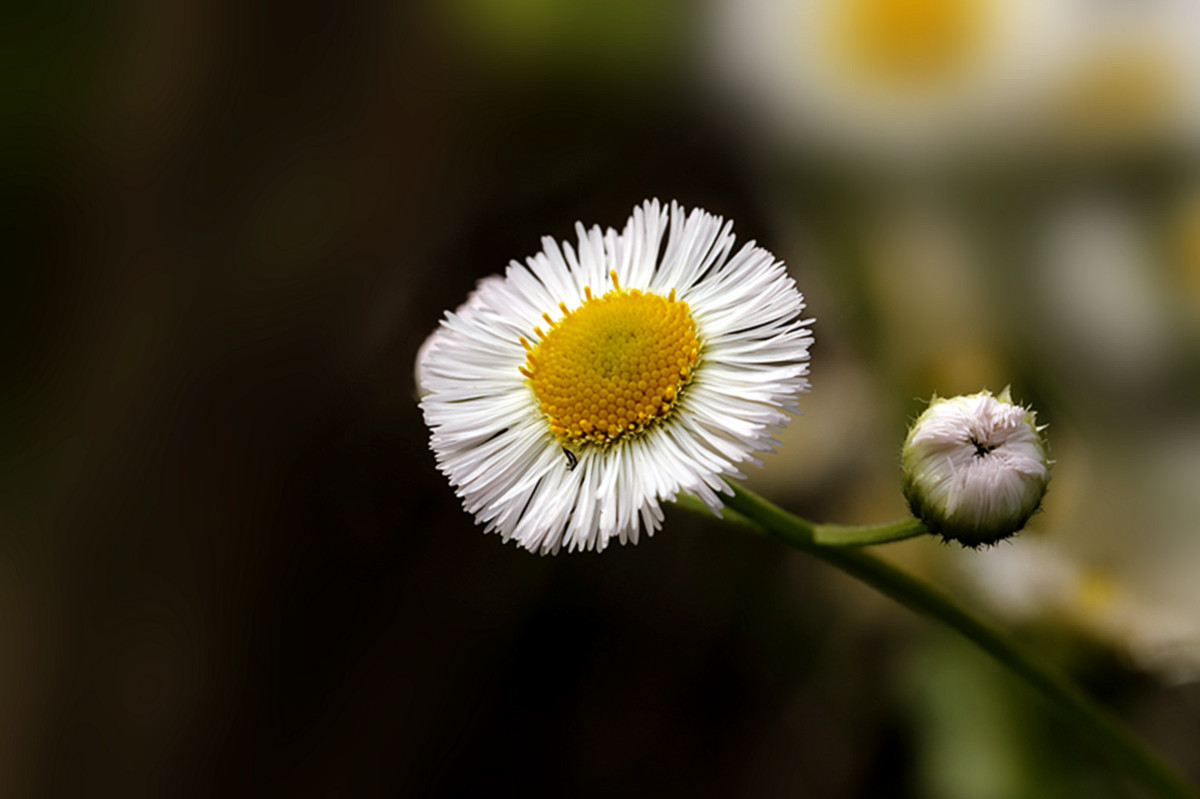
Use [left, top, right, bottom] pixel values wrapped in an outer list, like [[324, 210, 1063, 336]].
[[901, 388, 1050, 547]]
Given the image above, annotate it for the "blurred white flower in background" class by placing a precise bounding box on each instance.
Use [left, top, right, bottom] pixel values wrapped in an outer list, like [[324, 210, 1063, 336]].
[[962, 531, 1200, 685], [1036, 196, 1177, 392], [1040, 0, 1200, 157], [710, 0, 1074, 165]]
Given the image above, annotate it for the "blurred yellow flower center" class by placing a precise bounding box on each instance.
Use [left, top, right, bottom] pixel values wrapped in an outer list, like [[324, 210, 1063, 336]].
[[1173, 193, 1200, 305], [1054, 47, 1175, 144], [519, 272, 700, 445], [1075, 569, 1118, 616], [830, 0, 988, 92]]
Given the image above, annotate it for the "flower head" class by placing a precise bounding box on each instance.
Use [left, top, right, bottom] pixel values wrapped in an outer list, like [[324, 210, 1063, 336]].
[[901, 388, 1050, 547], [710, 0, 1075, 163], [418, 200, 813, 554]]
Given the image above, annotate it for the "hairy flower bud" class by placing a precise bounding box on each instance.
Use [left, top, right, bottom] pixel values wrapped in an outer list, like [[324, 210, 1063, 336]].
[[902, 388, 1050, 547]]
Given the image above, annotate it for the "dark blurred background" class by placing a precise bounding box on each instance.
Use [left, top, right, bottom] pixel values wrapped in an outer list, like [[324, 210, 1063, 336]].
[[4, 1, 1200, 796]]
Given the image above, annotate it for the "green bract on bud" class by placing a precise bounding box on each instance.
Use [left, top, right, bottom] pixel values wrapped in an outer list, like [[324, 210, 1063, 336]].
[[901, 388, 1051, 547]]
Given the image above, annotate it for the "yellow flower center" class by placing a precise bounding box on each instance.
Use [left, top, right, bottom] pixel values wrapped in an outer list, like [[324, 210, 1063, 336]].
[[1173, 192, 1200, 307], [1054, 47, 1176, 146], [519, 272, 700, 445], [828, 0, 988, 93]]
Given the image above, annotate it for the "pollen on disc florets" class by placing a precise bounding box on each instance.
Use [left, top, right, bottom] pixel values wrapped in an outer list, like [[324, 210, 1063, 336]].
[[518, 271, 701, 446]]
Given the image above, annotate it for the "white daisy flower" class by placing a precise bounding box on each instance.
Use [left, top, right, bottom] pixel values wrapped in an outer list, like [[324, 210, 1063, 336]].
[[901, 388, 1050, 547], [414, 275, 505, 399], [418, 200, 813, 555]]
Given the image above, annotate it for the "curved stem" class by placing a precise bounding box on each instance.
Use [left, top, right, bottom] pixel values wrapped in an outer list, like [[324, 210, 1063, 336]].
[[722, 484, 1200, 799], [813, 517, 929, 546], [672, 493, 928, 546]]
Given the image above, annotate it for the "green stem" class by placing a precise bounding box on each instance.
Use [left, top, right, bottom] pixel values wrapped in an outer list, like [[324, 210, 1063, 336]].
[[672, 493, 928, 546], [722, 484, 1200, 799], [813, 517, 928, 546]]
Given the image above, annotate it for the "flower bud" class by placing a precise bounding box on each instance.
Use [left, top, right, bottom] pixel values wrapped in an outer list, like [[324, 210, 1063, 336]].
[[901, 388, 1050, 547]]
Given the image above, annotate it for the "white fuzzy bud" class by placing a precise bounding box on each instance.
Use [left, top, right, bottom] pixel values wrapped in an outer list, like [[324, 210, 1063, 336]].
[[902, 388, 1051, 547]]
